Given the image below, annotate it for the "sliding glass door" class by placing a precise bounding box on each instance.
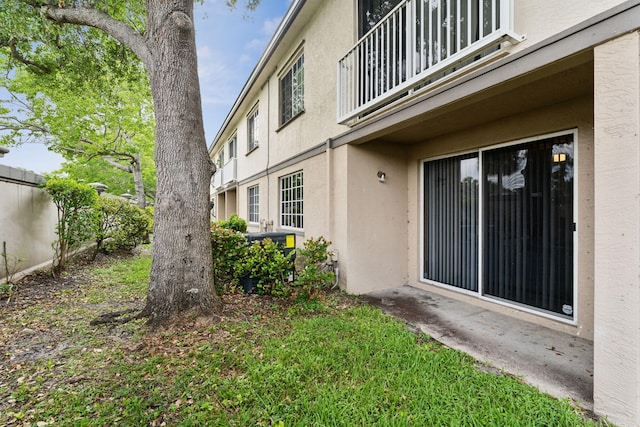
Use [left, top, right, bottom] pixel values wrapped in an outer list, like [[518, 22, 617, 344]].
[[423, 134, 575, 317], [424, 154, 479, 292], [483, 135, 574, 315]]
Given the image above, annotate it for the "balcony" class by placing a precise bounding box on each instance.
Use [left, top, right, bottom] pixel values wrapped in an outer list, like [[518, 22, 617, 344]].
[[211, 158, 237, 191], [337, 0, 524, 124]]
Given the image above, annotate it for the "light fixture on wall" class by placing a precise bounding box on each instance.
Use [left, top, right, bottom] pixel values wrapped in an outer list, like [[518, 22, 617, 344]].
[[377, 170, 386, 183]]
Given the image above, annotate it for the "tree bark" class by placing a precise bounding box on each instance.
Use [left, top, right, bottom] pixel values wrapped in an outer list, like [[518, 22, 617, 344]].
[[42, 1, 222, 327], [141, 1, 221, 326]]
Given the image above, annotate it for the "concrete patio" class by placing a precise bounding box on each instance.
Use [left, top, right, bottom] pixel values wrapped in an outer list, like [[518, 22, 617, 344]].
[[361, 286, 594, 411]]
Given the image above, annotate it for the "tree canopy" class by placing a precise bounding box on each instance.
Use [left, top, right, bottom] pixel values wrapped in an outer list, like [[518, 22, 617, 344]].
[[0, 5, 154, 207], [1, 0, 262, 327]]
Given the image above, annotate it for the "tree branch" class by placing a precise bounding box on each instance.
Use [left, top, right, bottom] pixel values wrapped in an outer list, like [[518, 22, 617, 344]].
[[0, 38, 53, 74], [104, 155, 133, 173], [43, 5, 152, 67]]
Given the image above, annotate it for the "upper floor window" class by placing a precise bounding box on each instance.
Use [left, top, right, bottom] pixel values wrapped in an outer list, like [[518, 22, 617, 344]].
[[280, 170, 303, 229], [228, 134, 237, 160], [248, 185, 259, 224], [358, 0, 402, 37], [247, 107, 259, 153], [280, 53, 304, 126], [216, 147, 225, 167]]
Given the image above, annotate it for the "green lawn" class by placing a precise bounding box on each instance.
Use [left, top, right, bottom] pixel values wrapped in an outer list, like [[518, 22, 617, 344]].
[[0, 249, 605, 426]]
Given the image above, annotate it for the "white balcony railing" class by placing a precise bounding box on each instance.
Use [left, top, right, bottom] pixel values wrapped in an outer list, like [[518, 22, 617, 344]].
[[211, 158, 237, 191], [337, 0, 524, 123], [222, 158, 237, 186], [212, 168, 222, 190]]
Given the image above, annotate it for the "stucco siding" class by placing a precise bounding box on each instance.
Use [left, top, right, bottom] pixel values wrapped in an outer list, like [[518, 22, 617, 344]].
[[593, 31, 640, 427], [0, 176, 58, 280]]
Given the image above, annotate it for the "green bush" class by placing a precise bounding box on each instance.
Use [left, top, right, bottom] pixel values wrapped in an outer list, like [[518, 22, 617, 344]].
[[235, 238, 294, 297], [210, 224, 248, 294], [144, 205, 154, 234], [94, 197, 152, 254], [217, 213, 247, 233], [44, 177, 98, 275], [293, 237, 336, 300]]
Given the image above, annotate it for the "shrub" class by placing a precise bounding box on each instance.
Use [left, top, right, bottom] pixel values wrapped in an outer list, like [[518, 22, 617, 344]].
[[44, 177, 98, 275], [94, 197, 152, 254], [293, 237, 336, 300], [217, 213, 247, 233], [211, 224, 248, 294], [236, 238, 294, 297], [144, 205, 154, 234]]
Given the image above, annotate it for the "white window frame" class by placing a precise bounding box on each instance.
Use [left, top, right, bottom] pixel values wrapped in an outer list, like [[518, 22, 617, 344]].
[[247, 106, 259, 153], [419, 129, 579, 325], [248, 185, 259, 224], [279, 170, 303, 230], [216, 147, 224, 167], [279, 52, 305, 126], [227, 134, 237, 161]]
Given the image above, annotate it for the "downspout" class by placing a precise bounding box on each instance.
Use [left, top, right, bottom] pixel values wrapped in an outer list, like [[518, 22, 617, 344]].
[[266, 77, 271, 229], [325, 138, 332, 239], [325, 137, 340, 289]]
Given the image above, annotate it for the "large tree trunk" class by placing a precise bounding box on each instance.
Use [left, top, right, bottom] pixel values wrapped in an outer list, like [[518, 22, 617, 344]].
[[141, 1, 221, 327], [41, 0, 222, 328]]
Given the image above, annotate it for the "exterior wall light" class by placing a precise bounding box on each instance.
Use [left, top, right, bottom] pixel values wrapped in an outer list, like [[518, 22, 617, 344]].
[[377, 171, 386, 183]]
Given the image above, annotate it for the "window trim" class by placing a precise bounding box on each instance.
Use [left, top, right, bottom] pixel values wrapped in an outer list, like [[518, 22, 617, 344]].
[[247, 105, 259, 154], [419, 129, 579, 325], [248, 184, 259, 224], [279, 170, 304, 230], [279, 50, 305, 127], [227, 133, 237, 161]]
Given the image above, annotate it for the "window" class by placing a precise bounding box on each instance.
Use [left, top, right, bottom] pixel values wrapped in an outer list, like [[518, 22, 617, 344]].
[[423, 134, 575, 318], [247, 107, 259, 152], [358, 0, 402, 37], [228, 134, 237, 160], [280, 54, 304, 126], [248, 185, 259, 224], [280, 171, 303, 229], [216, 148, 224, 167]]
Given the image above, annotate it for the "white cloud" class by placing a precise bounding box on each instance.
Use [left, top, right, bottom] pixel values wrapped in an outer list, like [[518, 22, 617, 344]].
[[245, 38, 266, 51], [197, 45, 213, 59]]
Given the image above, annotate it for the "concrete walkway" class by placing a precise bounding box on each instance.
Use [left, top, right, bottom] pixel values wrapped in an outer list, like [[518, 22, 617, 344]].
[[361, 286, 594, 411]]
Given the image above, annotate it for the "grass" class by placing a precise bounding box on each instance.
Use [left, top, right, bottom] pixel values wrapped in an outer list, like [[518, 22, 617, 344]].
[[0, 249, 606, 426]]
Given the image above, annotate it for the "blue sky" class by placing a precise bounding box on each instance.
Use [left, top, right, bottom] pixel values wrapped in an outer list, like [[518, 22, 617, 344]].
[[0, 0, 291, 175]]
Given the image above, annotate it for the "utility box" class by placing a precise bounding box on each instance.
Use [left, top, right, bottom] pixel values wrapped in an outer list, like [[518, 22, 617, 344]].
[[240, 232, 297, 293]]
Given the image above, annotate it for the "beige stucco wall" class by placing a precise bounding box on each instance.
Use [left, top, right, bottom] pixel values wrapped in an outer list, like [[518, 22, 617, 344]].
[[593, 31, 640, 427], [236, 153, 330, 242], [405, 94, 595, 340], [341, 142, 410, 294], [509, 0, 628, 54], [211, 0, 353, 184], [263, 0, 352, 166], [0, 178, 58, 280]]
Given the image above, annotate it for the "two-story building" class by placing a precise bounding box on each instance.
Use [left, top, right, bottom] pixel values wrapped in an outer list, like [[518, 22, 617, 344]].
[[209, 1, 640, 424]]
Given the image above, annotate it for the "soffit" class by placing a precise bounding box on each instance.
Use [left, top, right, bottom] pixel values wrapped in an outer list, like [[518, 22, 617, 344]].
[[372, 53, 594, 145]]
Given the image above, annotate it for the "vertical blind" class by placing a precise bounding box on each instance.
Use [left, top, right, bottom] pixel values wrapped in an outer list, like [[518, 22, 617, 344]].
[[424, 154, 479, 291], [423, 134, 574, 317], [483, 136, 574, 315]]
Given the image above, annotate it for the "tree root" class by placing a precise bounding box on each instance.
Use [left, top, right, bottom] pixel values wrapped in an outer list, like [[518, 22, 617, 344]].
[[89, 308, 145, 326]]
